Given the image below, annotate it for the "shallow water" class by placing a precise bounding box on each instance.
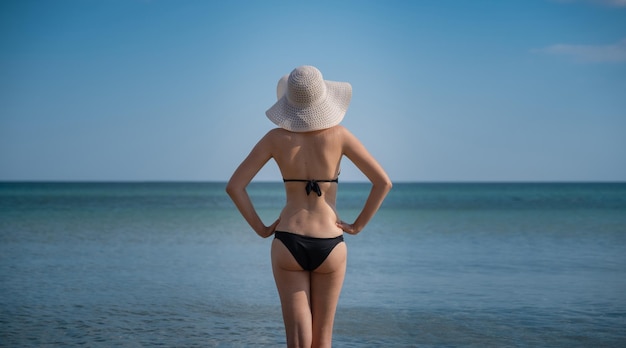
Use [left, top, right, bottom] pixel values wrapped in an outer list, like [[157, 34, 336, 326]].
[[1, 182, 625, 347]]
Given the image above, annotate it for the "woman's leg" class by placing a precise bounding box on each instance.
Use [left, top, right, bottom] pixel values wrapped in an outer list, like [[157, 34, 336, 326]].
[[310, 242, 347, 348], [271, 238, 313, 348]]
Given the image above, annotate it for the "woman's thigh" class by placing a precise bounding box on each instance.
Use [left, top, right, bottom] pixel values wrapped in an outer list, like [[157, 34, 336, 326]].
[[311, 242, 347, 344], [271, 239, 313, 346]]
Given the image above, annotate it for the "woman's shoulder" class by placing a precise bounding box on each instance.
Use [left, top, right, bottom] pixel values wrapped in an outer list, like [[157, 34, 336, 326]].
[[262, 128, 291, 140], [260, 128, 294, 150], [332, 125, 357, 142], [334, 125, 351, 135]]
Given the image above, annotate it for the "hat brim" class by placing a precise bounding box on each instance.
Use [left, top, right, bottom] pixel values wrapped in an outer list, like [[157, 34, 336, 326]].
[[266, 80, 352, 132]]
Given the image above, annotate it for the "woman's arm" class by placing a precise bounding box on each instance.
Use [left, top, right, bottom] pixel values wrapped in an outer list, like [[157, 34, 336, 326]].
[[336, 127, 392, 234], [226, 132, 280, 238]]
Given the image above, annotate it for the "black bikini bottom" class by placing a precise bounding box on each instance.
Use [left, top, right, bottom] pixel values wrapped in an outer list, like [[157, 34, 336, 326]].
[[274, 231, 344, 271]]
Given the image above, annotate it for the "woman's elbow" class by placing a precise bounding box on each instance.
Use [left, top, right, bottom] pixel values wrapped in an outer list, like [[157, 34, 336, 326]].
[[225, 180, 241, 198], [382, 178, 393, 192], [374, 176, 392, 193]]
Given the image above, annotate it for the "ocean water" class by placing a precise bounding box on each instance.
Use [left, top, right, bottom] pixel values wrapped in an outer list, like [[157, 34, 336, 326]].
[[1, 182, 625, 347]]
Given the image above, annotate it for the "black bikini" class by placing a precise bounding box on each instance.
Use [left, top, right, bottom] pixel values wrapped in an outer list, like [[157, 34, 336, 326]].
[[274, 231, 344, 271], [283, 177, 339, 197], [277, 176, 343, 270]]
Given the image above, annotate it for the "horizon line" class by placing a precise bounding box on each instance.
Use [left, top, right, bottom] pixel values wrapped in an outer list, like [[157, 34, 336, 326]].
[[1, 180, 624, 184]]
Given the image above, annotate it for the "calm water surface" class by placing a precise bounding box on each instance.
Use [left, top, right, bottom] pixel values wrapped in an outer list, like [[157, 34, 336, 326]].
[[1, 182, 625, 347]]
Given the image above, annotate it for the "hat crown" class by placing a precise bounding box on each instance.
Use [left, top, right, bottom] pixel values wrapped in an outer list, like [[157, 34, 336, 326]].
[[286, 66, 327, 107], [266, 65, 352, 132]]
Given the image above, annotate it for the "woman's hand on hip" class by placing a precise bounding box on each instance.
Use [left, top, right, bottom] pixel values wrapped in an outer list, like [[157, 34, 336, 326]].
[[336, 220, 360, 235], [258, 218, 280, 238]]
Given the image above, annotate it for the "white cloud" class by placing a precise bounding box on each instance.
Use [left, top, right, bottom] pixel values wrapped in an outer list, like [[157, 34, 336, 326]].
[[535, 38, 626, 63]]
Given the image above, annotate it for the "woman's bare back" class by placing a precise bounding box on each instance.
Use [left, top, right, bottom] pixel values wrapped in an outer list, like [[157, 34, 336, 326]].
[[268, 126, 345, 237], [226, 122, 389, 238]]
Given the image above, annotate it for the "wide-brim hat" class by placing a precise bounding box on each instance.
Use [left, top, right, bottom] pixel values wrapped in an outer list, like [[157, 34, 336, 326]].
[[265, 65, 352, 132]]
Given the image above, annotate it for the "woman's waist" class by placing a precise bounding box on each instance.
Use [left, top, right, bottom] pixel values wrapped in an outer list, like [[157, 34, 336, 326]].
[[277, 207, 341, 237], [279, 204, 338, 219]]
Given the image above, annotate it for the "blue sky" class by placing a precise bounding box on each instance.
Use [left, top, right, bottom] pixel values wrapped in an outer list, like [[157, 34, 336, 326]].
[[1, 0, 625, 182]]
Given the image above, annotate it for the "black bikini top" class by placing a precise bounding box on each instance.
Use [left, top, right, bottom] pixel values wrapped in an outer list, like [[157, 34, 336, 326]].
[[283, 178, 339, 197]]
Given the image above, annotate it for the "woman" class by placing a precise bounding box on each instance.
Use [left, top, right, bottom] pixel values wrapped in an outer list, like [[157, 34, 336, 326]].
[[226, 65, 391, 347]]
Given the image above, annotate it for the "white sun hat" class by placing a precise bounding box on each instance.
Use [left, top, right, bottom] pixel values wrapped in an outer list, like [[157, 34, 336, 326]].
[[266, 65, 352, 132]]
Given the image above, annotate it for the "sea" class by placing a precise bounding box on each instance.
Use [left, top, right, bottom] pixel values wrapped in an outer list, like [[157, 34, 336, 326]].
[[1, 182, 625, 347]]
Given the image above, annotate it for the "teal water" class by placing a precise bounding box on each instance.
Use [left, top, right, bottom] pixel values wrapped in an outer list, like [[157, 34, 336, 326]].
[[1, 182, 625, 347]]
